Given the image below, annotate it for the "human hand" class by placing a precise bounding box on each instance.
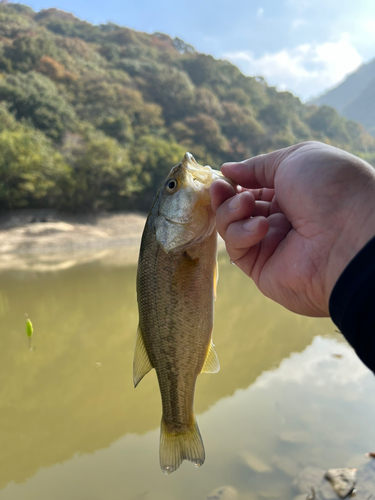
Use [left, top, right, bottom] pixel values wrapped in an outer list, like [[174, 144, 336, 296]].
[[211, 141, 375, 317]]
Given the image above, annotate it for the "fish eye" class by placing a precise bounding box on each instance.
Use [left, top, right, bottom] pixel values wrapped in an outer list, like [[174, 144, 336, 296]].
[[165, 178, 178, 192]]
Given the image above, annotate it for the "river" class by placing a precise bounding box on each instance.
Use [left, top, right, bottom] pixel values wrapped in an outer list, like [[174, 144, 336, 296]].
[[0, 250, 374, 499]]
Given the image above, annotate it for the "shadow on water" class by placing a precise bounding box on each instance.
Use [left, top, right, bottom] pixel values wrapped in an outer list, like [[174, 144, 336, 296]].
[[0, 251, 335, 489]]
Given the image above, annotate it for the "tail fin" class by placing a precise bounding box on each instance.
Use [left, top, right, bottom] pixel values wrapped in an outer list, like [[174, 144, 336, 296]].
[[159, 417, 205, 475]]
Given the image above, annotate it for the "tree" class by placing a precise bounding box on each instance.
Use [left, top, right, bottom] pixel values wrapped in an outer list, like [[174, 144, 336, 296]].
[[0, 72, 76, 141], [73, 75, 143, 122], [182, 54, 239, 88], [98, 114, 133, 144], [194, 87, 223, 118], [37, 55, 66, 80], [258, 101, 290, 130], [222, 102, 265, 144], [61, 131, 140, 211], [129, 136, 185, 210], [184, 114, 228, 154], [4, 35, 58, 71], [141, 65, 195, 123], [0, 126, 71, 210], [307, 105, 350, 144]]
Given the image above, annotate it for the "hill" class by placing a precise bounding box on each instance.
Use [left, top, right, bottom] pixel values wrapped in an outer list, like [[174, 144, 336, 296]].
[[310, 58, 375, 136], [0, 3, 374, 212]]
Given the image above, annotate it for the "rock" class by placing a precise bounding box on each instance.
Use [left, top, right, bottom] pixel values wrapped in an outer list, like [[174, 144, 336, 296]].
[[296, 463, 375, 500], [205, 485, 238, 500], [295, 467, 337, 499], [324, 468, 356, 498]]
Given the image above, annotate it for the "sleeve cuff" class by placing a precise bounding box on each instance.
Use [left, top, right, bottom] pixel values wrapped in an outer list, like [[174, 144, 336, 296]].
[[329, 234, 375, 371]]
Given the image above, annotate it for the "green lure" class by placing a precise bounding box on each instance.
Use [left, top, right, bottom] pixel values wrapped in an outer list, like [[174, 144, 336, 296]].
[[26, 318, 33, 338]]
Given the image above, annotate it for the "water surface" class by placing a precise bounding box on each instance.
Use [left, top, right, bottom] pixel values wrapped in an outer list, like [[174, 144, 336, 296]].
[[0, 251, 374, 499]]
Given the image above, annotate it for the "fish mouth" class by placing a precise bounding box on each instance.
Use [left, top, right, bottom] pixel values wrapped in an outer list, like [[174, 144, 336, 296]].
[[182, 153, 235, 187], [181, 153, 214, 187]]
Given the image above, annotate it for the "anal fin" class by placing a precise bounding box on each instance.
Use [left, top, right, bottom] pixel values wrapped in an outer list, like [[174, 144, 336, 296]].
[[133, 325, 153, 387], [201, 340, 220, 373]]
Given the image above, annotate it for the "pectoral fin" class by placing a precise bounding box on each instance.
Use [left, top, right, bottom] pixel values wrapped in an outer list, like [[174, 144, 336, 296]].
[[133, 326, 153, 387], [201, 340, 220, 373]]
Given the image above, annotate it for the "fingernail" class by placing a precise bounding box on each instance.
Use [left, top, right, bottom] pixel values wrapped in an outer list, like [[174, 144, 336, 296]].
[[228, 194, 241, 210], [243, 218, 261, 233]]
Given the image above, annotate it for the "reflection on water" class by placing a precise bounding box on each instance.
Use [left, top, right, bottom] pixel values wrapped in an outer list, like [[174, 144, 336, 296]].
[[0, 251, 374, 499]]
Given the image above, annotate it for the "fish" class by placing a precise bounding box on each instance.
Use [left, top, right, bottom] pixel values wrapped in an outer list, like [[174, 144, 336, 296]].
[[134, 152, 228, 474]]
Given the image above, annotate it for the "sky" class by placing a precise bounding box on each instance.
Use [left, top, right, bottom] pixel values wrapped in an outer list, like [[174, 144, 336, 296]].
[[16, 0, 375, 101]]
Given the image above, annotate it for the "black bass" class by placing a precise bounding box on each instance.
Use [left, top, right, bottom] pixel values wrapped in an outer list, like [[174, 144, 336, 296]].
[[134, 153, 226, 474]]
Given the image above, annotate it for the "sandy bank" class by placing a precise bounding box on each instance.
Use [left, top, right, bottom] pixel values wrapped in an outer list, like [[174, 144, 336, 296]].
[[0, 210, 147, 272], [0, 210, 225, 272]]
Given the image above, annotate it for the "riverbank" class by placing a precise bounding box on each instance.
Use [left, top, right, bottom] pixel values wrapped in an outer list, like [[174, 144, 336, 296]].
[[0, 210, 147, 272], [0, 210, 226, 272]]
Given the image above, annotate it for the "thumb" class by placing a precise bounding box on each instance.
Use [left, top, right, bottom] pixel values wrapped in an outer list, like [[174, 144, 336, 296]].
[[221, 143, 303, 189]]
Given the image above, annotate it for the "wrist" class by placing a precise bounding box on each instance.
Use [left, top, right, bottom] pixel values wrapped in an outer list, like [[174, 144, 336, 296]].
[[325, 206, 375, 310]]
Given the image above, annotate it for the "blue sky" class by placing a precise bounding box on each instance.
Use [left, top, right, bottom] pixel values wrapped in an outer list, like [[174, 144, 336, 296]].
[[16, 0, 375, 101]]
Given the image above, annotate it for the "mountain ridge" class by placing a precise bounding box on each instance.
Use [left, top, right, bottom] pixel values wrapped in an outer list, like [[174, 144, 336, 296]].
[[0, 3, 374, 212], [310, 58, 375, 135]]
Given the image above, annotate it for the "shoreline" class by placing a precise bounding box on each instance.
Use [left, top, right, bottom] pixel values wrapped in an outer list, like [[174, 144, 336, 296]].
[[0, 210, 147, 272], [0, 210, 225, 272]]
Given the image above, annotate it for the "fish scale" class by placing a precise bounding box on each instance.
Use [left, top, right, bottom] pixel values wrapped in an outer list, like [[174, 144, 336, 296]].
[[134, 153, 225, 474]]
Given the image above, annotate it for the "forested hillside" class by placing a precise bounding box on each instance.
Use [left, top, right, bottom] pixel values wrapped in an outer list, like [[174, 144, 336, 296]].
[[311, 58, 375, 137], [0, 3, 374, 212]]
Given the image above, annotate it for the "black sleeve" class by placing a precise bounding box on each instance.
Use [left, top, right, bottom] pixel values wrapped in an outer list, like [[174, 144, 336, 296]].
[[329, 235, 375, 372]]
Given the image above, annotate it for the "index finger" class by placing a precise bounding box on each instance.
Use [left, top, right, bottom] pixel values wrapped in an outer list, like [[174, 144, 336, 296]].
[[221, 143, 304, 189], [210, 178, 236, 214]]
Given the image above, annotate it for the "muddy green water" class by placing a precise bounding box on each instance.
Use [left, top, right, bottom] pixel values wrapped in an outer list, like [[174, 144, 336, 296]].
[[0, 251, 375, 500]]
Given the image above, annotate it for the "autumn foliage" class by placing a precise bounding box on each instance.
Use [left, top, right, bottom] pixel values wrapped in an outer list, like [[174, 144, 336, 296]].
[[0, 3, 374, 212]]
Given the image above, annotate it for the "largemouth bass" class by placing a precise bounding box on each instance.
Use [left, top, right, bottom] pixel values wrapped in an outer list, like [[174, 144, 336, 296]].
[[134, 153, 226, 474]]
